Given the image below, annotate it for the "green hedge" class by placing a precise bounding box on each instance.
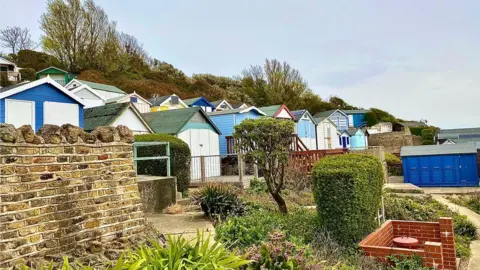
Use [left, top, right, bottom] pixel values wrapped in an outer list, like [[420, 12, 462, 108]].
[[135, 134, 191, 193], [19, 68, 36, 81], [312, 154, 384, 245]]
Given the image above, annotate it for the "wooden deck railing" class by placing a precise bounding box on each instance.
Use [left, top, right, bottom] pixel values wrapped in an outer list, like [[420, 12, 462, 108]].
[[290, 149, 346, 173]]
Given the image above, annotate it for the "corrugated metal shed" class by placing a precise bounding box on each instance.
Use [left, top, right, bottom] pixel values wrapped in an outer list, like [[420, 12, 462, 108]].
[[401, 144, 477, 157]]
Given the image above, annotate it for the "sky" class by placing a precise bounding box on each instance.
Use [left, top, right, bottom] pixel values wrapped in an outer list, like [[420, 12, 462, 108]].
[[1, 0, 479, 129]]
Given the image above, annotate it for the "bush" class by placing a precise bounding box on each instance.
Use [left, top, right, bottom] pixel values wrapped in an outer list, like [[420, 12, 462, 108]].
[[113, 231, 251, 269], [387, 254, 433, 270], [245, 231, 318, 270], [453, 215, 477, 240], [192, 183, 245, 220], [19, 67, 36, 81], [385, 152, 401, 165], [312, 154, 384, 245], [421, 128, 435, 145], [215, 208, 318, 249], [135, 134, 191, 193], [247, 178, 268, 194]]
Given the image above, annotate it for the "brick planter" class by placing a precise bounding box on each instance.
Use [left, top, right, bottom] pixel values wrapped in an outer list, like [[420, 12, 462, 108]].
[[359, 218, 456, 269]]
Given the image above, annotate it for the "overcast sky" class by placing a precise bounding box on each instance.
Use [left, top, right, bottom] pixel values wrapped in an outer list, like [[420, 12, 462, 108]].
[[1, 0, 479, 128]]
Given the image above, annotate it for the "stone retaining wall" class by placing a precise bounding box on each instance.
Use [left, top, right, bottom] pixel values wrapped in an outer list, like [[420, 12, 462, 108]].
[[368, 129, 416, 154], [0, 124, 145, 267]]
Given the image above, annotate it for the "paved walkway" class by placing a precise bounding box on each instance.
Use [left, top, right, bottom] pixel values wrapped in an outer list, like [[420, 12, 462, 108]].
[[146, 212, 215, 241], [424, 188, 480, 195], [432, 195, 480, 270]]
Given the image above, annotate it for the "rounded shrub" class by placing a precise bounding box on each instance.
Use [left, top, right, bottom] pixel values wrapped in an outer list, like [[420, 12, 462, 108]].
[[135, 134, 191, 193], [312, 154, 384, 245], [385, 152, 401, 166], [19, 68, 36, 81]]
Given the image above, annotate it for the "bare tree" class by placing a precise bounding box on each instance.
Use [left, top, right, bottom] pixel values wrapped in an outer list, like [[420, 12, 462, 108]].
[[118, 32, 147, 60], [0, 26, 35, 54]]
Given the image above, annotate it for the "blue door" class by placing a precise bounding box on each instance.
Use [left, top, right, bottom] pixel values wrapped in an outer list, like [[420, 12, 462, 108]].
[[442, 155, 457, 185], [459, 155, 477, 185], [341, 137, 348, 148], [405, 158, 419, 184], [419, 157, 431, 185], [430, 156, 442, 184]]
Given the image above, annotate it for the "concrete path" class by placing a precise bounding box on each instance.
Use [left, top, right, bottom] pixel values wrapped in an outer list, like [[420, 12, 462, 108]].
[[146, 212, 214, 241], [432, 195, 480, 270], [388, 176, 404, 183], [384, 183, 424, 192], [424, 188, 480, 195]]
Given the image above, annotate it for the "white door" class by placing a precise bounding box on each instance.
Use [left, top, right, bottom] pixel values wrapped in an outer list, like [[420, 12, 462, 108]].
[[5, 99, 35, 128], [44, 101, 79, 126]]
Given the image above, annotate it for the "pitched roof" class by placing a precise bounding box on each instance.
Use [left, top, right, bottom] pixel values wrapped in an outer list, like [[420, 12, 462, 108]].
[[207, 106, 266, 116], [343, 109, 369, 114], [183, 96, 215, 108], [105, 92, 152, 105], [259, 105, 281, 117], [143, 107, 221, 135], [0, 77, 85, 105], [83, 102, 153, 132], [315, 109, 346, 118], [291, 110, 316, 124], [36, 66, 69, 74], [314, 117, 337, 127], [0, 81, 30, 93], [0, 56, 15, 66], [346, 128, 364, 136], [211, 100, 224, 107], [400, 144, 477, 157], [76, 79, 125, 94], [148, 95, 170, 106], [84, 103, 130, 131], [231, 103, 247, 109]]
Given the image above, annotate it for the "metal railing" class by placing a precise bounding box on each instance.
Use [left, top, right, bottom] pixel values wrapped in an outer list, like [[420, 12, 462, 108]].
[[190, 154, 258, 185], [133, 142, 171, 176]]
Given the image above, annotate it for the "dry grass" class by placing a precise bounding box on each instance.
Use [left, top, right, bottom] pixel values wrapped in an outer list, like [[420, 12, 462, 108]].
[[164, 204, 185, 215]]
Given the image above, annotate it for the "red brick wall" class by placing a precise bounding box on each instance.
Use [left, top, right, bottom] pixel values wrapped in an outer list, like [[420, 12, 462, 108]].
[[392, 220, 441, 244], [359, 218, 457, 270]]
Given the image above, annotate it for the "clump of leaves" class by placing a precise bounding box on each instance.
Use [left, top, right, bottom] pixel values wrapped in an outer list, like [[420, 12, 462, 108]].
[[387, 254, 433, 270], [110, 231, 251, 269], [245, 231, 317, 270], [192, 183, 245, 220], [248, 178, 268, 194]]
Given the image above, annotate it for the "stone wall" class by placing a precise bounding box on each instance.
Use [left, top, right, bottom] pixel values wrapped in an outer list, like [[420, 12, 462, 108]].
[[0, 124, 145, 267], [368, 129, 416, 154]]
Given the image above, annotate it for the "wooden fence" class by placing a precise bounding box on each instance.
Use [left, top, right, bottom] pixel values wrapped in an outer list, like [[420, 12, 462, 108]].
[[289, 149, 346, 173]]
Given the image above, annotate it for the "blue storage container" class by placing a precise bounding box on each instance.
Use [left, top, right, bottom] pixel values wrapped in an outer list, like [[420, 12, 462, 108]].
[[401, 144, 479, 187]]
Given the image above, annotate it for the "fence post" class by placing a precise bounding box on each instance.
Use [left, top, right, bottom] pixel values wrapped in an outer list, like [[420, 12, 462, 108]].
[[254, 163, 259, 178], [238, 154, 244, 183], [166, 142, 171, 177], [200, 156, 206, 182]]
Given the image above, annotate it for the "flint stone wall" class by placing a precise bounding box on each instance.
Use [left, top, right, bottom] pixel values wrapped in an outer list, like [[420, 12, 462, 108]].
[[0, 124, 145, 267], [368, 129, 415, 154]]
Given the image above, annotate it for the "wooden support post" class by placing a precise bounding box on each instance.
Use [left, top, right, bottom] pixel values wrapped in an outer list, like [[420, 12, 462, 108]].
[[200, 156, 206, 182], [238, 154, 244, 183]]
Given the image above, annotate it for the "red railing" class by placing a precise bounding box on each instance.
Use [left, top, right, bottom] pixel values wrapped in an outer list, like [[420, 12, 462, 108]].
[[290, 134, 308, 152], [289, 149, 346, 173]]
